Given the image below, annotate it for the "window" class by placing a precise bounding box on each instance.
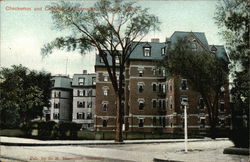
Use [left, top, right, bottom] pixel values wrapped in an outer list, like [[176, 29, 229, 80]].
[[139, 118, 144, 127], [87, 102, 92, 108], [77, 113, 85, 119], [169, 80, 172, 92], [53, 113, 59, 119], [115, 56, 119, 64], [54, 91, 61, 98], [78, 78, 85, 85], [104, 76, 108, 82], [78, 90, 84, 96], [159, 100, 162, 109], [198, 98, 205, 109], [190, 39, 197, 51], [102, 102, 108, 111], [54, 103, 60, 109], [153, 117, 157, 126], [169, 96, 173, 109], [181, 79, 188, 90], [152, 100, 157, 108], [219, 118, 225, 127], [153, 84, 157, 91], [92, 77, 96, 85], [139, 101, 144, 110], [159, 117, 163, 126], [103, 89, 108, 96], [103, 120, 107, 127], [200, 117, 205, 128], [139, 70, 143, 77], [220, 101, 225, 112], [158, 68, 162, 76], [163, 100, 166, 108], [162, 84, 166, 93], [152, 69, 156, 75], [138, 83, 144, 93], [161, 47, 166, 55], [143, 47, 151, 57], [51, 80, 55, 87], [100, 57, 104, 63], [180, 96, 188, 109], [162, 69, 166, 77], [88, 90, 92, 96], [77, 101, 85, 108], [159, 84, 162, 93], [87, 113, 92, 119], [102, 86, 109, 96], [162, 117, 166, 127]]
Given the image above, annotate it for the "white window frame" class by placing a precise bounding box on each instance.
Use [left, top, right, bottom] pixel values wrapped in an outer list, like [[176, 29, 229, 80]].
[[143, 47, 151, 57]]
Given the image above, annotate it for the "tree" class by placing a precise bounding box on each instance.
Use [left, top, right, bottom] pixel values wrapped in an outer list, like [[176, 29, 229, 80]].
[[163, 38, 229, 138], [41, 0, 160, 142], [0, 65, 52, 128], [214, 0, 249, 147]]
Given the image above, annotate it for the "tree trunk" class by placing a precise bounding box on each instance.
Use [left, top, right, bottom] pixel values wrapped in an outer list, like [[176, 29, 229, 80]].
[[115, 94, 123, 142]]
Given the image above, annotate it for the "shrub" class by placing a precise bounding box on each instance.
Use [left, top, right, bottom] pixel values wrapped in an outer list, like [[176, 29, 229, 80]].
[[58, 121, 81, 139]]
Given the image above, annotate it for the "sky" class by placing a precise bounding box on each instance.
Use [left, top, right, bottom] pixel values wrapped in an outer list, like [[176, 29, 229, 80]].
[[0, 0, 225, 77]]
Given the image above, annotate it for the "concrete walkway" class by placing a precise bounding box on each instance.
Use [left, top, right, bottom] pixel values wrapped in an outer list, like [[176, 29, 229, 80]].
[[0, 136, 228, 146], [1, 138, 249, 162]]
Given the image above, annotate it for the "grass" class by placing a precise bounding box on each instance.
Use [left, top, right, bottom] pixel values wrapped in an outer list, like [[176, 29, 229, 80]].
[[0, 129, 25, 137]]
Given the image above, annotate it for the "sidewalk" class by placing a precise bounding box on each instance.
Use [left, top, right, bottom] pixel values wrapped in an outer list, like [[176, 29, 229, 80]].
[[0, 136, 228, 146]]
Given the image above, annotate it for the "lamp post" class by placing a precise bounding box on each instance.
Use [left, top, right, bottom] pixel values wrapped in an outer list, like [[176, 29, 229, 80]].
[[181, 100, 188, 153]]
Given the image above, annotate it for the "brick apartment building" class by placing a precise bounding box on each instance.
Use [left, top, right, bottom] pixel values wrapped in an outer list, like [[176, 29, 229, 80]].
[[48, 75, 73, 122], [95, 31, 230, 133], [72, 71, 96, 130]]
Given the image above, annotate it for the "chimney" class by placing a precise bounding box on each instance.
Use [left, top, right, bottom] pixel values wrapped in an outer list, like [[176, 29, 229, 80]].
[[83, 70, 87, 74], [151, 38, 160, 43]]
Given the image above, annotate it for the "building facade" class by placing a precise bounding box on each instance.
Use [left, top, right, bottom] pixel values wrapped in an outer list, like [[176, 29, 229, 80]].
[[49, 75, 73, 122], [95, 31, 230, 134], [72, 71, 96, 130]]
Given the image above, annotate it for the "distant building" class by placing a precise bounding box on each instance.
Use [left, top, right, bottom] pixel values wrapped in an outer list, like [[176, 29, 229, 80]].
[[72, 71, 96, 130], [49, 75, 73, 122], [94, 31, 230, 134]]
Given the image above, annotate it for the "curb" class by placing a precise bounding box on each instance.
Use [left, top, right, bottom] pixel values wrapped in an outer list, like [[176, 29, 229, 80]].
[[153, 158, 183, 162], [0, 138, 228, 146], [223, 146, 249, 155]]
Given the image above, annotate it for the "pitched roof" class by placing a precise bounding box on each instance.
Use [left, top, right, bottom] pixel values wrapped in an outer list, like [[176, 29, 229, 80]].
[[51, 76, 72, 89], [95, 42, 166, 66], [129, 42, 166, 60], [209, 45, 229, 62], [95, 31, 228, 66], [169, 31, 210, 50]]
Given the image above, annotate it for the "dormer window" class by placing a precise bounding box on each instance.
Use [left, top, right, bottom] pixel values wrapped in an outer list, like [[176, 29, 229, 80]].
[[100, 57, 104, 63], [115, 56, 119, 64], [161, 47, 166, 55], [143, 47, 151, 57], [92, 77, 96, 85], [211, 46, 217, 54], [189, 39, 197, 51], [78, 78, 85, 85]]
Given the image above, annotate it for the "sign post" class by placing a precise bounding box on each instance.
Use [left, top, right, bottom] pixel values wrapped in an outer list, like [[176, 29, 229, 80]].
[[181, 100, 188, 153]]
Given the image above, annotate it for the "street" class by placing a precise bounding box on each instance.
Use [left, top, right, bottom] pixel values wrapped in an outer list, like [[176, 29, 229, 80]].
[[1, 140, 249, 162]]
